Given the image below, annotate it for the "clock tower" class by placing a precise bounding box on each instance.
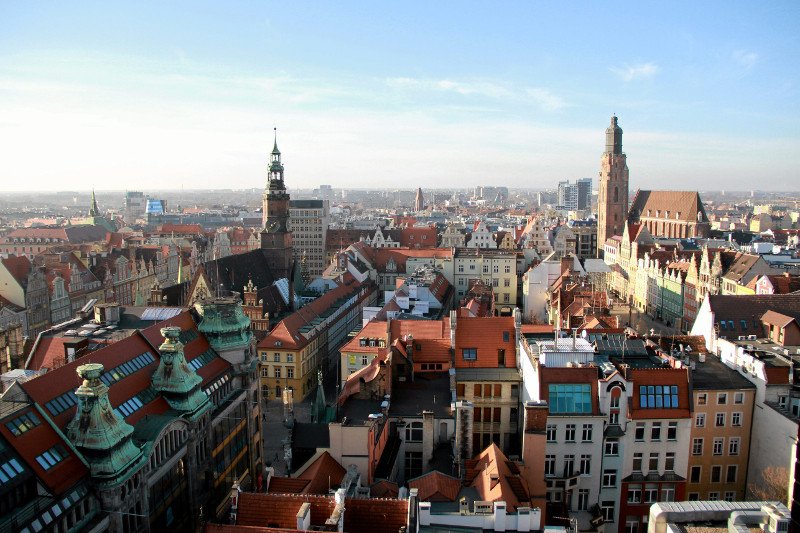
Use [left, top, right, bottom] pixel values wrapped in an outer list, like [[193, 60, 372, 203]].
[[261, 129, 294, 280], [597, 115, 629, 257]]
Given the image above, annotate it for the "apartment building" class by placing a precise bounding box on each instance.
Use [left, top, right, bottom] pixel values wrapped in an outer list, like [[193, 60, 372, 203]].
[[257, 280, 377, 400], [288, 199, 330, 278], [453, 248, 518, 309]]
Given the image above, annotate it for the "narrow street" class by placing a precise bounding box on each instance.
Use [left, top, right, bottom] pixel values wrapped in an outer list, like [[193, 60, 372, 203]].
[[609, 300, 681, 337]]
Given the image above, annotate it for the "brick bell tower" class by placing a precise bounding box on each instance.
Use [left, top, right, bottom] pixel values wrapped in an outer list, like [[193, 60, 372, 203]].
[[261, 128, 294, 279], [597, 115, 629, 257]]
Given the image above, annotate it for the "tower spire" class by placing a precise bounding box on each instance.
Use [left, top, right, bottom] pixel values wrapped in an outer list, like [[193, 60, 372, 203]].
[[89, 189, 100, 217], [272, 127, 280, 155]]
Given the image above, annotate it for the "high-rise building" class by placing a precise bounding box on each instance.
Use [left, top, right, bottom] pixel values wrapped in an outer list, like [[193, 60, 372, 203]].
[[415, 187, 424, 211], [260, 129, 294, 280], [288, 199, 330, 279], [123, 191, 146, 225], [557, 178, 592, 211], [597, 115, 629, 257]]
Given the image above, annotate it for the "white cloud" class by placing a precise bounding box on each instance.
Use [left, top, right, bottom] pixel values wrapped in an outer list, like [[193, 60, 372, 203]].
[[385, 77, 565, 110], [610, 62, 660, 82], [733, 50, 758, 70]]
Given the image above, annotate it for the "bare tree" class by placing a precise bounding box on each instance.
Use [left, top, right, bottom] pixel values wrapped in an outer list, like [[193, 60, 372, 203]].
[[749, 466, 790, 503]]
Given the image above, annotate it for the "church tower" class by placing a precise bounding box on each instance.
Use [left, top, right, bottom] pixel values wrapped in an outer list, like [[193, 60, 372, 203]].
[[597, 115, 629, 257], [260, 129, 294, 279]]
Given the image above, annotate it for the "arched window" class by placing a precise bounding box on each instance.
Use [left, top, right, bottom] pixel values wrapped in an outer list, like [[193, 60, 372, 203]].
[[614, 187, 619, 203]]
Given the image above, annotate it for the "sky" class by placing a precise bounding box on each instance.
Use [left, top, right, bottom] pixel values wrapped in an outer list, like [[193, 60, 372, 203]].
[[1, 1, 799, 192]]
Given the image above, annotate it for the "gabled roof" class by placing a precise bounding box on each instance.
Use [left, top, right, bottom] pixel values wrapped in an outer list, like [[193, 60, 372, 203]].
[[465, 443, 530, 511], [294, 451, 346, 494], [258, 280, 369, 350], [761, 310, 797, 329], [408, 470, 462, 502], [707, 294, 800, 336], [1, 255, 32, 286], [628, 190, 708, 223]]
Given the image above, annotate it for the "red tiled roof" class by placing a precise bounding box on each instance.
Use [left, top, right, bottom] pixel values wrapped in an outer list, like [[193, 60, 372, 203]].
[[295, 451, 346, 494], [370, 479, 400, 498], [340, 320, 388, 353], [158, 223, 204, 235], [408, 470, 462, 502], [258, 281, 370, 350], [398, 226, 438, 248], [0, 406, 88, 495], [454, 316, 516, 368], [1, 254, 32, 285], [465, 443, 530, 511], [234, 492, 408, 533]]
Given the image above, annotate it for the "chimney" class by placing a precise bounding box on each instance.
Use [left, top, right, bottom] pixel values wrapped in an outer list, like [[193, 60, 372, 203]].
[[407, 335, 414, 382], [422, 411, 435, 473], [229, 480, 241, 524], [408, 488, 420, 531], [296, 502, 311, 531], [264, 466, 274, 492], [326, 488, 346, 532], [449, 310, 457, 355]]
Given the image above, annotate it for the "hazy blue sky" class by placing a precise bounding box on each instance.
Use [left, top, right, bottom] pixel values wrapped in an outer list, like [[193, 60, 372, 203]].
[[1, 1, 798, 192]]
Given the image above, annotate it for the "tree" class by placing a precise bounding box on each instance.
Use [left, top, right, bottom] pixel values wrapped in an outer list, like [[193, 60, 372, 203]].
[[749, 466, 790, 503]]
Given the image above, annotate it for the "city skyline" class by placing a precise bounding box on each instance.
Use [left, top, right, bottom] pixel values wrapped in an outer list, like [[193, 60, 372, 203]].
[[2, 2, 799, 192]]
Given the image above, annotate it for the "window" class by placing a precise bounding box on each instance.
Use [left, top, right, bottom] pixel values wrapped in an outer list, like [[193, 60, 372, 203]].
[[286, 368, 294, 379], [713, 438, 724, 455], [651, 422, 661, 441], [697, 393, 707, 405], [635, 422, 645, 441], [649, 452, 659, 472], [35, 445, 67, 470], [503, 278, 510, 287], [546, 424, 557, 443], [662, 484, 675, 502], [601, 501, 615, 521], [602, 469, 617, 487], [724, 491, 736, 502], [695, 413, 706, 427], [5, 411, 42, 436], [644, 483, 659, 503], [462, 348, 477, 361], [582, 423, 593, 442], [504, 265, 511, 274], [405, 421, 423, 442], [665, 452, 675, 471], [609, 411, 620, 425], [565, 424, 576, 442], [727, 465, 737, 483], [361, 355, 369, 366], [711, 465, 722, 483], [639, 385, 679, 408], [708, 491, 719, 501], [580, 454, 591, 475], [260, 368, 268, 377], [667, 421, 678, 441], [626, 518, 639, 533], [633, 452, 643, 472], [577, 489, 590, 511], [627, 484, 642, 503], [734, 392, 744, 404], [273, 353, 281, 362], [605, 439, 619, 456], [729, 437, 740, 456], [548, 384, 592, 414], [474, 384, 482, 397], [564, 454, 575, 476], [286, 354, 294, 363], [404, 451, 422, 480], [715, 413, 725, 427], [732, 412, 742, 427], [692, 438, 703, 455], [274, 367, 281, 378], [690, 466, 701, 483], [688, 492, 700, 501], [545, 455, 555, 476], [717, 393, 727, 405]]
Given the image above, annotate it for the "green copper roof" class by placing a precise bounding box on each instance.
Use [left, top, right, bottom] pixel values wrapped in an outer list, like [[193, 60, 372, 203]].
[[197, 298, 253, 352], [66, 363, 144, 480], [151, 327, 210, 415]]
